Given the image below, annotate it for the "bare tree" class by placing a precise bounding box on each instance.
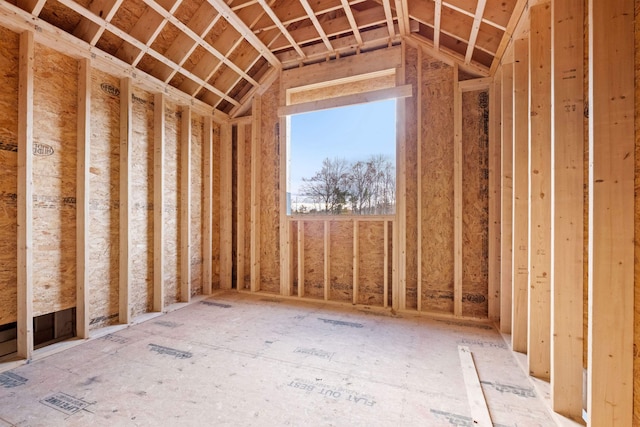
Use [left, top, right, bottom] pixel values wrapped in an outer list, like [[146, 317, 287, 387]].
[[300, 157, 350, 214]]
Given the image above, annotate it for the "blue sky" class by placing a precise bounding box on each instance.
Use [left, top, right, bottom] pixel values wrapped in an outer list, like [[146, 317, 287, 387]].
[[288, 99, 396, 195]]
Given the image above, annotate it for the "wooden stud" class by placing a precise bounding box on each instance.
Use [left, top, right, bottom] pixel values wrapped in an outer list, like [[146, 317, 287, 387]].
[[384, 219, 389, 308], [527, 2, 552, 381], [550, 0, 584, 419], [250, 98, 262, 293], [76, 58, 91, 339], [119, 77, 132, 324], [587, 0, 634, 424], [416, 46, 423, 312], [202, 116, 213, 295], [279, 114, 291, 296], [487, 69, 501, 323], [453, 63, 463, 317], [489, 0, 527, 74], [153, 93, 166, 309], [511, 38, 529, 353], [181, 106, 192, 302], [353, 219, 359, 305], [459, 346, 493, 426], [219, 122, 233, 290], [237, 124, 246, 290], [394, 42, 407, 311], [324, 220, 330, 301], [500, 64, 514, 334], [17, 30, 34, 359], [297, 221, 304, 298]]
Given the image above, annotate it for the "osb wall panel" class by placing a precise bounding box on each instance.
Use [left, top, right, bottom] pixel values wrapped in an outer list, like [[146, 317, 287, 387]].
[[211, 121, 221, 290], [89, 69, 119, 329], [461, 90, 490, 318], [164, 100, 181, 305], [357, 221, 385, 306], [329, 221, 353, 302], [303, 221, 324, 299], [419, 53, 455, 313], [32, 44, 77, 317], [191, 114, 204, 296], [130, 87, 154, 317], [404, 45, 419, 310], [0, 27, 19, 326], [259, 79, 281, 293]]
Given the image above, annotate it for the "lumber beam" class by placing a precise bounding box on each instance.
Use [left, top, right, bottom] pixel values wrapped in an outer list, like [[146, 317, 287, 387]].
[[416, 47, 423, 312], [500, 63, 513, 334], [76, 58, 91, 339], [202, 116, 213, 295], [586, 0, 634, 424], [511, 37, 528, 353], [453, 64, 462, 317], [381, 0, 396, 38], [550, 0, 584, 419], [73, 0, 124, 46], [250, 99, 262, 293], [489, 0, 527, 75], [340, 0, 363, 45], [297, 221, 304, 297], [119, 77, 133, 324], [237, 124, 246, 290], [324, 220, 330, 301], [153, 93, 166, 309], [353, 220, 359, 305], [487, 69, 501, 323], [464, 0, 487, 64], [219, 122, 233, 290], [279, 115, 291, 296], [434, 0, 442, 49], [180, 106, 192, 302], [527, 2, 552, 381], [16, 0, 46, 16], [17, 30, 34, 359], [394, 42, 407, 311]]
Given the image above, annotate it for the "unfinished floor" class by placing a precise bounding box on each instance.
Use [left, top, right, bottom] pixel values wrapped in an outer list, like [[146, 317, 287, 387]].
[[0, 292, 555, 426]]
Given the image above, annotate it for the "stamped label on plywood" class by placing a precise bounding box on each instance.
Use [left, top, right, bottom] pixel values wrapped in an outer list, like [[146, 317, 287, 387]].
[[294, 347, 334, 360], [287, 378, 376, 407], [0, 141, 17, 152], [0, 372, 28, 388], [201, 301, 232, 308], [148, 343, 192, 359], [40, 392, 92, 415], [317, 318, 363, 328], [101, 333, 129, 344], [154, 320, 182, 328], [480, 381, 536, 398]]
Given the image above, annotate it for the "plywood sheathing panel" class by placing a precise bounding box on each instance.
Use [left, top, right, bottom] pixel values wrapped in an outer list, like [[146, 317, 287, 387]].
[[211, 121, 221, 290], [89, 69, 120, 329], [357, 221, 385, 306], [164, 100, 181, 306], [303, 221, 324, 299], [130, 87, 154, 318], [329, 221, 353, 302], [258, 79, 281, 293], [404, 45, 419, 310], [190, 114, 204, 297], [419, 53, 455, 313], [32, 44, 77, 317], [461, 90, 489, 318], [0, 27, 19, 326]]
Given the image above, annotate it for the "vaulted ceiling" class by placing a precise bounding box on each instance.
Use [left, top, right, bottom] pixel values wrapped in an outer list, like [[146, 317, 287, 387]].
[[7, 0, 525, 117]]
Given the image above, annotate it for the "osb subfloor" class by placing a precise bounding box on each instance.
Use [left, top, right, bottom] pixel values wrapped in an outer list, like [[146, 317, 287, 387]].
[[0, 292, 556, 426]]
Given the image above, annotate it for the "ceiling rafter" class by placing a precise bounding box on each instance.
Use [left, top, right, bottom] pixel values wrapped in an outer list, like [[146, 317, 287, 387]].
[[340, 0, 363, 45], [58, 0, 240, 106], [206, 0, 281, 67], [73, 0, 125, 46], [442, 1, 506, 32], [465, 0, 487, 64], [256, 0, 306, 58], [381, 0, 396, 38], [142, 0, 260, 86], [434, 0, 442, 49], [16, 0, 46, 16], [298, 0, 334, 51]]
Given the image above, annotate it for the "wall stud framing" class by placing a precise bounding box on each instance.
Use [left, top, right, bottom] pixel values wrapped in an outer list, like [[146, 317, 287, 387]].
[[250, 98, 262, 293], [587, 0, 634, 424], [180, 106, 192, 302], [353, 219, 359, 305], [453, 63, 463, 317], [527, 2, 552, 380], [76, 57, 91, 339], [324, 220, 330, 301], [153, 93, 166, 309], [550, 0, 584, 418], [237, 124, 246, 290], [511, 37, 529, 353], [17, 30, 34, 359], [202, 115, 213, 295], [488, 68, 501, 323], [297, 220, 305, 298], [416, 46, 423, 312], [119, 77, 132, 325], [220, 121, 233, 289]]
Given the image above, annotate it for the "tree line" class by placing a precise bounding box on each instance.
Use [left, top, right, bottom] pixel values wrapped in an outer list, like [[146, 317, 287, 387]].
[[295, 155, 395, 215]]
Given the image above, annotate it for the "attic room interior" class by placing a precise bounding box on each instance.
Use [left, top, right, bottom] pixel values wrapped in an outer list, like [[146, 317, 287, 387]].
[[0, 0, 636, 425]]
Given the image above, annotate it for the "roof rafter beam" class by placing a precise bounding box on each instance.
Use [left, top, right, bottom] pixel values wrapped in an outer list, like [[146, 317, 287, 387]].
[[73, 0, 125, 46], [410, 17, 496, 56], [340, 0, 363, 45], [434, 0, 442, 49], [206, 0, 281, 67], [465, 0, 487, 64], [16, 0, 46, 16], [142, 0, 259, 86], [57, 0, 240, 106], [298, 0, 334, 51], [443, 1, 506, 31], [256, 0, 306, 58], [381, 0, 396, 37]]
